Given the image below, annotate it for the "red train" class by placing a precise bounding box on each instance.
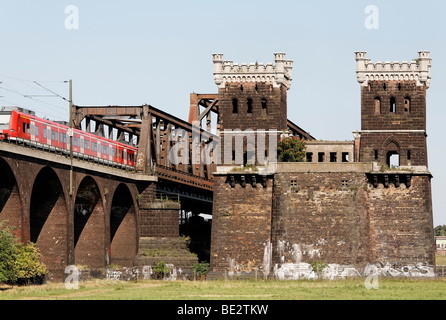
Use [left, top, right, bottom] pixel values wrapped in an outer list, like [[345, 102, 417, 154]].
[[0, 108, 137, 168]]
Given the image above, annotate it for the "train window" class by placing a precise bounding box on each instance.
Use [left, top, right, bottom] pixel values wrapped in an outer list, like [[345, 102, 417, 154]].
[[35, 126, 39, 137]]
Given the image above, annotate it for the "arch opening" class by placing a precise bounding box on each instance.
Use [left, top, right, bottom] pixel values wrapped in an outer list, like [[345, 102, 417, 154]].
[[110, 184, 137, 267], [74, 176, 106, 268]]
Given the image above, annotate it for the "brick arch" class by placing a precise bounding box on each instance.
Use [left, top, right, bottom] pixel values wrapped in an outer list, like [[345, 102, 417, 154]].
[[30, 166, 68, 278], [109, 183, 137, 267], [0, 157, 23, 240], [383, 137, 401, 167], [74, 176, 106, 268]]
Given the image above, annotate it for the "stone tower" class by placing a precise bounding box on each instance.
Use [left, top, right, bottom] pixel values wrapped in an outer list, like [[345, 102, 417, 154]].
[[210, 53, 293, 273], [212, 53, 292, 166], [355, 51, 435, 267], [355, 51, 432, 168]]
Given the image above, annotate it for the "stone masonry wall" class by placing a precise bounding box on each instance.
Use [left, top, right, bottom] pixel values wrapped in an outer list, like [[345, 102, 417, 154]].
[[272, 171, 370, 267], [210, 173, 274, 273]]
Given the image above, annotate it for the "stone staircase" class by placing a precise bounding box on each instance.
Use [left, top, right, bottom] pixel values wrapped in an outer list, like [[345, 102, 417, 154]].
[[135, 237, 199, 271]]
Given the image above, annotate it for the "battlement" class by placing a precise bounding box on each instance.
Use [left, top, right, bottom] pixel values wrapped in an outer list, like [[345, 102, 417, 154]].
[[212, 53, 293, 89], [355, 51, 431, 88]]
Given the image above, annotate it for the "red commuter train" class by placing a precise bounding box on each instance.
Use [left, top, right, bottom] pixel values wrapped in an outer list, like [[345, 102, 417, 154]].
[[0, 108, 137, 168]]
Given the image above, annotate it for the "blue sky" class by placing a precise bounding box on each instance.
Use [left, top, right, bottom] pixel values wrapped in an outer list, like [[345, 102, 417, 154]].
[[1, 0, 445, 225]]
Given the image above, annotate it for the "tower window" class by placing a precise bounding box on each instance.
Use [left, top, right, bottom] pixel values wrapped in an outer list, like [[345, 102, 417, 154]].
[[387, 151, 400, 169], [261, 98, 267, 112], [247, 98, 253, 113], [390, 97, 396, 113], [232, 98, 238, 114], [342, 152, 349, 162], [240, 85, 244, 92], [404, 96, 411, 113], [374, 97, 381, 114], [374, 150, 378, 160], [330, 152, 337, 163], [383, 83, 387, 91], [318, 152, 325, 163], [407, 150, 411, 161]]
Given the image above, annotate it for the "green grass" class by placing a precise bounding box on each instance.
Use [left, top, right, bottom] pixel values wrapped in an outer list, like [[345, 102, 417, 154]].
[[436, 254, 446, 266], [1, 278, 446, 300]]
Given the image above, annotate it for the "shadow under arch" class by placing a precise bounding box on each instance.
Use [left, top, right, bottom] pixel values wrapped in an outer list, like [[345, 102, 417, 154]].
[[30, 166, 68, 277], [0, 157, 23, 240], [110, 183, 137, 267], [74, 176, 106, 268]]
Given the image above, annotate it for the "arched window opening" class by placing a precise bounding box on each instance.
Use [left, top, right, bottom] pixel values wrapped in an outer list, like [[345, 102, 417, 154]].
[[261, 98, 267, 113], [374, 97, 381, 114], [247, 98, 253, 113], [389, 97, 396, 113], [232, 98, 238, 114], [404, 96, 411, 113]]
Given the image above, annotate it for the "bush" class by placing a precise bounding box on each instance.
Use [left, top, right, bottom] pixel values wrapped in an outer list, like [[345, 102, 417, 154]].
[[277, 137, 306, 162], [14, 242, 47, 285], [192, 262, 210, 279], [152, 261, 171, 280], [0, 221, 47, 285], [0, 223, 18, 284]]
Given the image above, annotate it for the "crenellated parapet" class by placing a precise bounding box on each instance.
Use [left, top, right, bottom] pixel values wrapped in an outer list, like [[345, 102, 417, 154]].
[[355, 51, 431, 88], [212, 53, 293, 89]]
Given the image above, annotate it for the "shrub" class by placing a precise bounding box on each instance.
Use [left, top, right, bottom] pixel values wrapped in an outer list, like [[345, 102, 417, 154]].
[[0, 223, 18, 284], [152, 261, 170, 280], [0, 221, 47, 285], [277, 137, 306, 162], [310, 260, 328, 279], [14, 242, 47, 285], [192, 262, 210, 279]]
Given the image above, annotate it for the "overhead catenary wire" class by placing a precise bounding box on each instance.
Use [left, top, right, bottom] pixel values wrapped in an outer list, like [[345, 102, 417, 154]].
[[0, 78, 69, 121]]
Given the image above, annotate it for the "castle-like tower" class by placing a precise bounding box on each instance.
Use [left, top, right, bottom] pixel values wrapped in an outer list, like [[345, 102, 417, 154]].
[[355, 51, 431, 168], [212, 53, 292, 166]]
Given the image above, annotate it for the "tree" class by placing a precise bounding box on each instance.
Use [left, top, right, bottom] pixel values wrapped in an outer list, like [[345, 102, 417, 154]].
[[277, 136, 306, 162], [435, 225, 446, 236], [0, 222, 18, 284]]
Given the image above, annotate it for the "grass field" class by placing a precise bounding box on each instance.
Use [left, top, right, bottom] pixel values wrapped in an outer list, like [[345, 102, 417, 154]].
[[1, 256, 446, 301], [1, 277, 446, 300]]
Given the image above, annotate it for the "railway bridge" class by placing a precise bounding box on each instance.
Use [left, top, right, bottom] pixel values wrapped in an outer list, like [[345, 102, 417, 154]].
[[0, 96, 219, 280], [0, 53, 313, 280]]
